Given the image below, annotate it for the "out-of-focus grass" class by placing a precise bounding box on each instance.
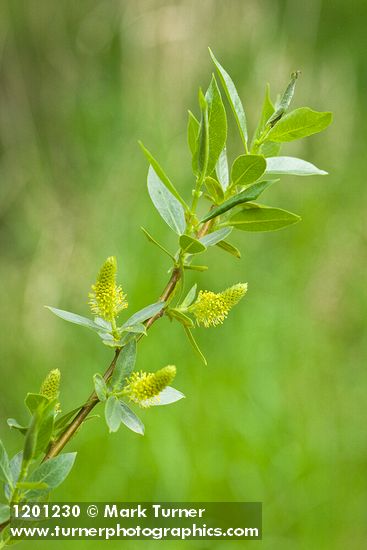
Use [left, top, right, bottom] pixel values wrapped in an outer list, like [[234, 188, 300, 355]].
[[0, 1, 366, 548]]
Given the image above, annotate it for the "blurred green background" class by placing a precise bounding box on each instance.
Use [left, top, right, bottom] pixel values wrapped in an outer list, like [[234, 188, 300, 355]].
[[0, 1, 366, 548]]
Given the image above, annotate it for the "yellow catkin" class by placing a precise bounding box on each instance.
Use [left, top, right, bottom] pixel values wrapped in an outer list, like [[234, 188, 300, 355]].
[[191, 283, 248, 327], [88, 256, 128, 321], [124, 366, 176, 408], [40, 369, 61, 412]]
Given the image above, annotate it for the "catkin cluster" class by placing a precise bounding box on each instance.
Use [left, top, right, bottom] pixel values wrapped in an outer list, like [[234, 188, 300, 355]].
[[124, 365, 176, 407], [190, 283, 248, 327]]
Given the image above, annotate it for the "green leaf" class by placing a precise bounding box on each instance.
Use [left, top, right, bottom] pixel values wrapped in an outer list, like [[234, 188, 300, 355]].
[[139, 141, 188, 208], [216, 240, 241, 258], [180, 284, 197, 309], [110, 339, 137, 390], [229, 203, 301, 232], [183, 326, 207, 365], [118, 401, 144, 435], [266, 107, 333, 142], [16, 481, 49, 491], [209, 48, 248, 148], [201, 180, 275, 222], [93, 317, 111, 331], [23, 410, 40, 464], [252, 83, 275, 146], [93, 374, 108, 402], [105, 396, 122, 433], [7, 418, 28, 435], [150, 386, 185, 406], [27, 453, 76, 494], [121, 323, 146, 335], [231, 154, 266, 186], [204, 176, 224, 203], [53, 407, 82, 438], [141, 227, 175, 260], [24, 393, 49, 414], [121, 302, 165, 328], [265, 156, 328, 176], [169, 309, 194, 328], [34, 399, 57, 458], [187, 110, 200, 162], [4, 452, 22, 501], [205, 75, 227, 175], [266, 71, 299, 126], [147, 166, 186, 235], [183, 264, 208, 272], [0, 504, 10, 523], [196, 88, 209, 178], [199, 227, 232, 247], [45, 307, 101, 332], [0, 441, 12, 489], [215, 147, 229, 190], [179, 234, 207, 254], [260, 141, 281, 157]]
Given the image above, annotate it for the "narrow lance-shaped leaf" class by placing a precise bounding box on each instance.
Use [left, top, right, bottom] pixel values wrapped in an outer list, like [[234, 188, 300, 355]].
[[105, 396, 121, 433], [231, 154, 267, 187], [204, 176, 224, 203], [121, 323, 146, 335], [201, 180, 276, 222], [183, 264, 208, 272], [140, 227, 175, 260], [196, 88, 209, 179], [183, 326, 207, 366], [119, 401, 145, 435], [147, 165, 186, 235], [34, 399, 58, 458], [266, 71, 300, 126], [179, 234, 207, 255], [121, 302, 165, 329], [110, 339, 137, 390], [209, 48, 248, 149], [266, 107, 333, 142], [252, 83, 275, 146], [187, 110, 200, 151], [139, 141, 188, 209], [216, 240, 241, 258], [53, 407, 83, 437], [16, 481, 49, 491], [265, 156, 328, 176], [7, 418, 28, 435], [216, 147, 229, 190], [180, 284, 197, 309], [228, 203, 301, 232], [4, 452, 22, 501], [23, 410, 41, 464], [93, 373, 108, 402], [205, 74, 227, 175], [0, 440, 12, 488], [199, 227, 233, 247], [169, 309, 194, 328], [150, 386, 185, 406], [45, 307, 102, 332]]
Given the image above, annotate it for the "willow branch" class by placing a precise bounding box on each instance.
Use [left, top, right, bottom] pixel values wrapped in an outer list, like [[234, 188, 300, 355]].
[[44, 216, 209, 459], [44, 266, 181, 460]]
